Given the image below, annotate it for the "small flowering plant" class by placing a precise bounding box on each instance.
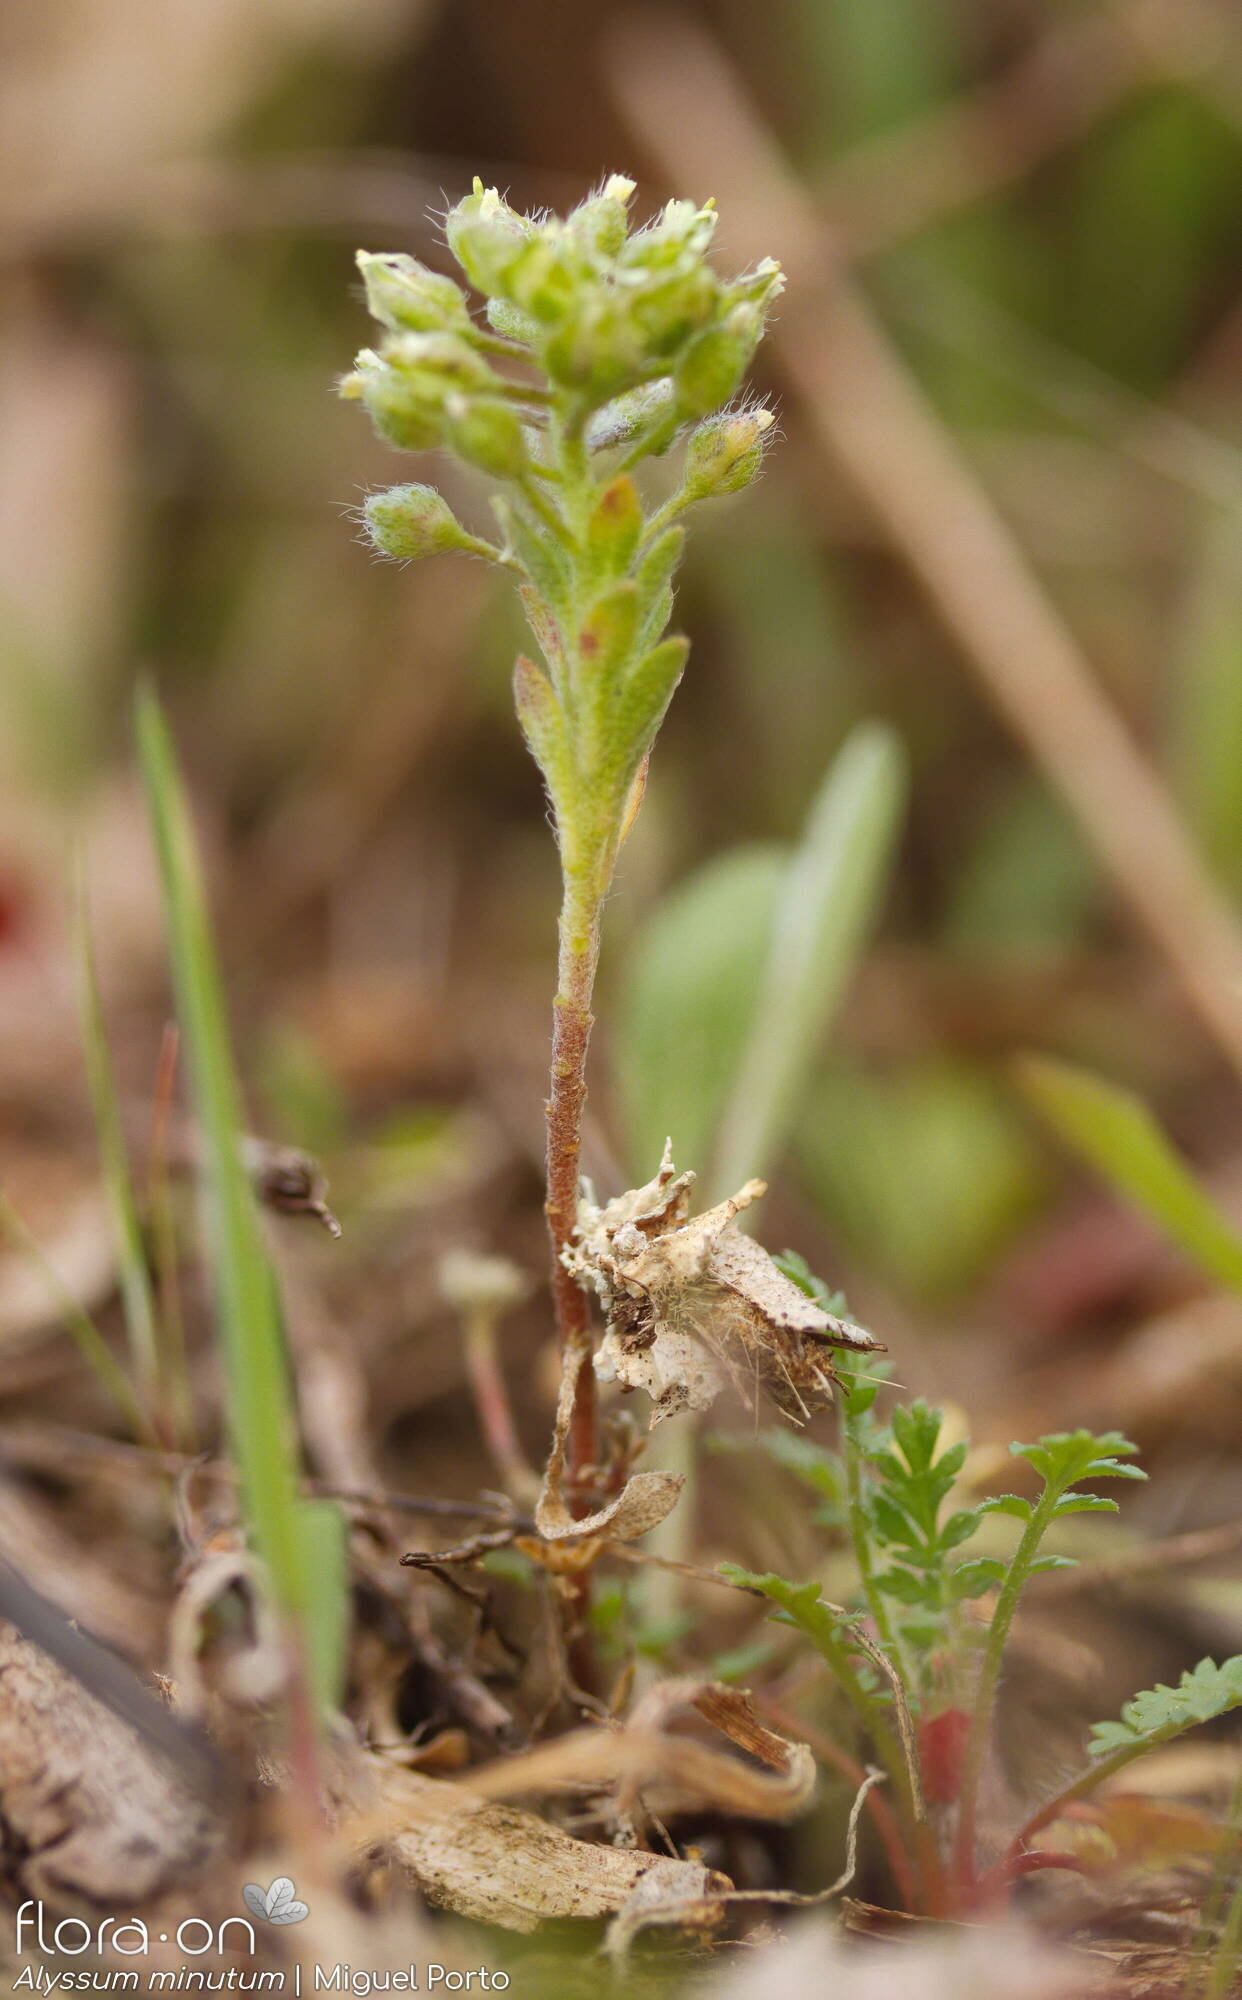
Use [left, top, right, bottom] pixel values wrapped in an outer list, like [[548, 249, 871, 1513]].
[[342, 176, 781, 1497]]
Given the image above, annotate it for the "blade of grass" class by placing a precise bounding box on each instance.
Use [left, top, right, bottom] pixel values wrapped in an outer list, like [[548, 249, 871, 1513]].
[[711, 722, 906, 1201], [0, 1192, 154, 1444], [1169, 505, 1242, 899], [146, 1024, 196, 1453], [75, 863, 162, 1423], [1014, 1053, 1242, 1293], [135, 683, 346, 1711]]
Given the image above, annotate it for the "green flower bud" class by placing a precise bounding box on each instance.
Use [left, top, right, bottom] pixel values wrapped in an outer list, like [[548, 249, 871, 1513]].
[[542, 298, 642, 398], [566, 175, 635, 258], [385, 330, 497, 394], [504, 235, 583, 324], [586, 379, 677, 453], [732, 256, 785, 312], [444, 394, 528, 478], [346, 332, 499, 451], [624, 198, 717, 272], [674, 305, 763, 417], [344, 349, 446, 450], [681, 406, 775, 500], [487, 298, 539, 344], [356, 251, 471, 334], [445, 179, 532, 296], [364, 483, 477, 561], [628, 263, 721, 358]]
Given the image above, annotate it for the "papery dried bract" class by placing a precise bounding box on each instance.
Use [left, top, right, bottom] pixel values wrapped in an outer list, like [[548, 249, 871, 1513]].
[[566, 1143, 881, 1427]]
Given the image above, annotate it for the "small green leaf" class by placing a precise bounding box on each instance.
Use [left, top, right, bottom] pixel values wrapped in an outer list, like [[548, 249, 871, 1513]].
[[1014, 1430, 1143, 1494], [1015, 1054, 1242, 1293], [755, 1428, 847, 1507], [948, 1561, 1005, 1602], [585, 475, 643, 579], [494, 493, 572, 614], [709, 1639, 775, 1683], [579, 581, 640, 689], [773, 1250, 849, 1318], [875, 1567, 931, 1605], [513, 654, 571, 807], [980, 1494, 1032, 1522], [618, 845, 783, 1176], [1089, 1656, 1242, 1759], [712, 724, 905, 1196], [891, 1401, 944, 1474], [871, 1493, 924, 1550], [605, 635, 689, 794], [1052, 1493, 1120, 1518], [938, 1508, 984, 1551]]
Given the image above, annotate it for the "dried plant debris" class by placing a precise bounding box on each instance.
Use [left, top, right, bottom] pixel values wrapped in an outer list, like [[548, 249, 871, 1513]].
[[535, 1334, 683, 1542], [463, 1676, 816, 1827], [0, 1613, 224, 1911], [566, 1143, 881, 1425], [356, 1760, 729, 1935], [341, 1677, 815, 1936]]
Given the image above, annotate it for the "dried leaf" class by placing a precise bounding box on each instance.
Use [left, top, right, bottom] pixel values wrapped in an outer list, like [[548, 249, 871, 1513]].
[[535, 1334, 682, 1541], [566, 1143, 880, 1425], [357, 1760, 729, 1934], [463, 1678, 814, 1825], [1044, 1793, 1232, 1875]]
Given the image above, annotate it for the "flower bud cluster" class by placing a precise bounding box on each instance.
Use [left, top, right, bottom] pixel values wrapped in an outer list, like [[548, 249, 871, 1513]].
[[341, 176, 782, 521], [341, 173, 780, 924], [444, 176, 781, 420], [340, 324, 525, 470]]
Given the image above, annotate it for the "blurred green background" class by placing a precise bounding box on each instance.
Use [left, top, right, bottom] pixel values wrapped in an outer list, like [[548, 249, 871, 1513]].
[[7, 0, 1242, 1435]]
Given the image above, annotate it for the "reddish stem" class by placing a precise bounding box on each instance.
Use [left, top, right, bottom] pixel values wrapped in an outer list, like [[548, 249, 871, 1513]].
[[972, 1846, 1088, 1906], [544, 930, 602, 1693], [760, 1699, 920, 1912], [546, 982, 597, 1496], [463, 1307, 538, 1502]]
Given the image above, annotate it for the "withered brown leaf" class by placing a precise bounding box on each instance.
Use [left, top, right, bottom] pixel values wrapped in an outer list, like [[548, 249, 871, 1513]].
[[565, 1144, 882, 1427]]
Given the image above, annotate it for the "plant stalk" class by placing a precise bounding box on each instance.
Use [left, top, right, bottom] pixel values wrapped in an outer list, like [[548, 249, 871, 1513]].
[[953, 1491, 1057, 1890], [545, 876, 604, 1505]]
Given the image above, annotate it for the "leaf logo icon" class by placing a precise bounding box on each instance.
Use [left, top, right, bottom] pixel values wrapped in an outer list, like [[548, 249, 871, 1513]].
[[242, 1878, 309, 1925]]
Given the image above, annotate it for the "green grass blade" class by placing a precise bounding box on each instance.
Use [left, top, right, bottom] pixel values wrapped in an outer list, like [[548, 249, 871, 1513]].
[[75, 866, 162, 1411], [135, 684, 346, 1704], [1168, 506, 1242, 898], [0, 1192, 153, 1442], [711, 724, 906, 1200], [1014, 1054, 1242, 1293], [292, 1499, 349, 1711]]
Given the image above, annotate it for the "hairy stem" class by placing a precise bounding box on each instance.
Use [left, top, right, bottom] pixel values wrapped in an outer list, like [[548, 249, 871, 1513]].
[[841, 1418, 902, 1664], [953, 1490, 1057, 1888], [545, 875, 604, 1502]]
